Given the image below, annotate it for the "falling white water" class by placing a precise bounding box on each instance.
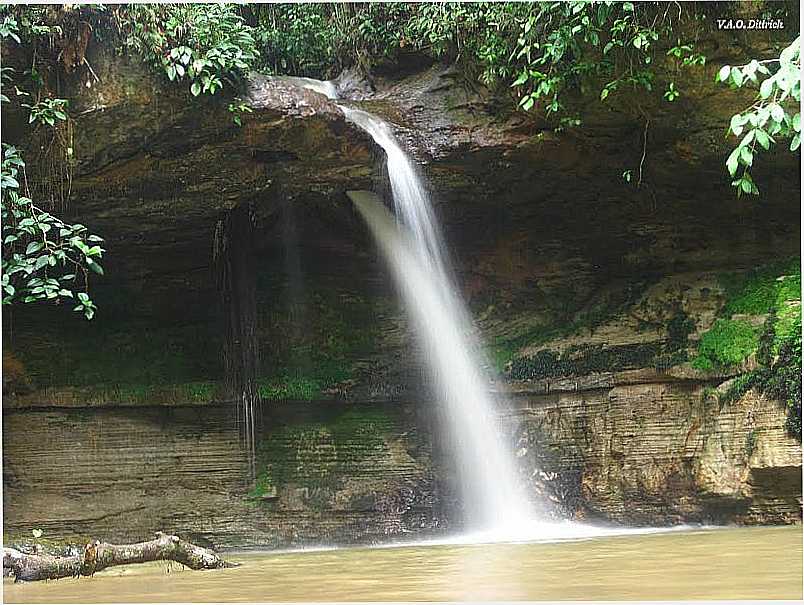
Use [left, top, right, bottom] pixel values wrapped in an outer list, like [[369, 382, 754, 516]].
[[341, 108, 449, 282], [341, 101, 538, 534], [347, 190, 531, 533]]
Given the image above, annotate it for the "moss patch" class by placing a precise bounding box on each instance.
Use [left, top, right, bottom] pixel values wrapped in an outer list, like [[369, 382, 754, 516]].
[[257, 281, 391, 400], [81, 380, 219, 405], [692, 257, 800, 370], [719, 257, 801, 316], [692, 319, 760, 370], [257, 357, 353, 401], [13, 318, 221, 390]]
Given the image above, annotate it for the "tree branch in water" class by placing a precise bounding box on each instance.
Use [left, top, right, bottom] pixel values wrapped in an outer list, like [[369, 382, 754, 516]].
[[3, 532, 237, 582]]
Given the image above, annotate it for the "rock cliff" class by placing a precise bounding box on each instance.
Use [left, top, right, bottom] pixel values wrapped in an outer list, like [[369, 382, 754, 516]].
[[2, 23, 800, 546]]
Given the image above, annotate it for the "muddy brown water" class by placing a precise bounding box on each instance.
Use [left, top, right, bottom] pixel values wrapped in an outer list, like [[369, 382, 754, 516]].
[[3, 525, 801, 602]]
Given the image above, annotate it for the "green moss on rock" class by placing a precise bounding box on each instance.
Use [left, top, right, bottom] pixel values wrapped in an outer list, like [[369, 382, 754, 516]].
[[719, 256, 800, 316], [692, 257, 800, 370], [692, 319, 760, 369], [702, 257, 801, 440]]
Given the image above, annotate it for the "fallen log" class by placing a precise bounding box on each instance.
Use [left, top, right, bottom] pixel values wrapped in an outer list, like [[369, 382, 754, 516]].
[[3, 532, 237, 582]]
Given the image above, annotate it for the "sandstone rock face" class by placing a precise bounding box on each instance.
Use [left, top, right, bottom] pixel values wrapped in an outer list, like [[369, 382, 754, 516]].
[[509, 383, 801, 526], [498, 269, 801, 526], [2, 403, 445, 548], [3, 385, 798, 549]]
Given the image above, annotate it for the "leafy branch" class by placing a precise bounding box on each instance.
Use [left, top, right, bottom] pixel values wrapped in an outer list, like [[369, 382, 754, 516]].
[[719, 36, 801, 197], [2, 145, 104, 319], [1, 16, 104, 319], [117, 4, 256, 97]]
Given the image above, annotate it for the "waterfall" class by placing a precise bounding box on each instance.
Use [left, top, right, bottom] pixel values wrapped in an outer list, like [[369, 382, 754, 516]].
[[274, 76, 642, 542], [342, 107, 533, 533]]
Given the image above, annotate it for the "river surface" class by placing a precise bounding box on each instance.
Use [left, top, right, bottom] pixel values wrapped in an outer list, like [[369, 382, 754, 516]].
[[4, 526, 801, 602]]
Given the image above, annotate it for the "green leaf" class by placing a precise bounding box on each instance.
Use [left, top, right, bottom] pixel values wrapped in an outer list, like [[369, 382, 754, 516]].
[[730, 114, 746, 136], [769, 103, 785, 123], [754, 129, 771, 150], [726, 148, 740, 176], [760, 77, 774, 99], [780, 38, 799, 64], [791, 133, 801, 152], [512, 71, 528, 87], [191, 81, 201, 96], [718, 65, 731, 82], [794, 113, 801, 133], [740, 146, 753, 166], [25, 241, 42, 255], [730, 67, 743, 87]]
